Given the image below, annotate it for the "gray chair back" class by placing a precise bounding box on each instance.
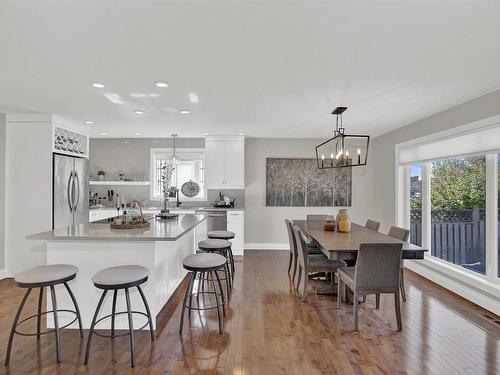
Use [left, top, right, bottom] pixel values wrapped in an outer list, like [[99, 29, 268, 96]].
[[365, 219, 381, 231], [306, 214, 331, 221], [292, 224, 309, 267], [388, 225, 410, 241], [285, 219, 297, 256], [355, 243, 403, 290]]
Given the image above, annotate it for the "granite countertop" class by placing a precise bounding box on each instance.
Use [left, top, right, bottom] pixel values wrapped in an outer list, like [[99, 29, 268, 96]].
[[27, 213, 207, 242]]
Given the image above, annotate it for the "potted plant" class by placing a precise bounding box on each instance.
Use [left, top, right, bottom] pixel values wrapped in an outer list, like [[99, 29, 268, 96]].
[[167, 186, 177, 198], [97, 170, 105, 181], [160, 161, 175, 213]]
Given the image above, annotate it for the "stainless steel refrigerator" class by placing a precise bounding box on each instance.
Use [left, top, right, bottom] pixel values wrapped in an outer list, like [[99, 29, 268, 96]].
[[53, 154, 89, 229]]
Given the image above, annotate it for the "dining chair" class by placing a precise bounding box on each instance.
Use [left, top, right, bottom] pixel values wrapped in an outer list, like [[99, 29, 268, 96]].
[[337, 242, 403, 331], [285, 220, 323, 284], [365, 219, 381, 232], [387, 225, 410, 302], [292, 224, 346, 302]]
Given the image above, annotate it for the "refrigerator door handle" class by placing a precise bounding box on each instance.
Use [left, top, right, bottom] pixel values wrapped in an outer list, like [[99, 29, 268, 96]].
[[73, 171, 80, 211], [67, 171, 74, 212]]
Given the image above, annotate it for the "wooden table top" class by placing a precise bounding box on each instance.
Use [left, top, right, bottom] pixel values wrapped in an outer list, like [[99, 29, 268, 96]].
[[294, 220, 427, 260]]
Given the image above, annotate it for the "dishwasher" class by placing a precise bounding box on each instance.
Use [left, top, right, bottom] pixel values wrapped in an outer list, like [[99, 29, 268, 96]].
[[194, 210, 227, 245]]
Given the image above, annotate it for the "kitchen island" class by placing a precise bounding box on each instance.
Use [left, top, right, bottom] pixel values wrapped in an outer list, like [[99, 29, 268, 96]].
[[27, 213, 207, 330]]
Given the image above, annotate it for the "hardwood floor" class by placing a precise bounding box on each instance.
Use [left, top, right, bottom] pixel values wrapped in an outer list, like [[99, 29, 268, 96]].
[[1, 250, 500, 374]]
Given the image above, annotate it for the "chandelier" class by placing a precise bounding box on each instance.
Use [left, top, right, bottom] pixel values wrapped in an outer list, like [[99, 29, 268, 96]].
[[315, 107, 370, 169]]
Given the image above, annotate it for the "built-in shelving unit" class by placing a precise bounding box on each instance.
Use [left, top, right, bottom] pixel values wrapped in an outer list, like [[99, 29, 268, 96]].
[[89, 181, 150, 186]]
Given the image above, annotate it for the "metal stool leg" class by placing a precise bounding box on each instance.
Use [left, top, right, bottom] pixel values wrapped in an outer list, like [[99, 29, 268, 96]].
[[209, 270, 225, 317], [5, 288, 32, 366], [223, 263, 231, 300], [36, 287, 44, 339], [124, 288, 136, 368], [63, 282, 83, 338], [214, 269, 226, 317], [84, 290, 108, 365], [137, 285, 155, 342], [111, 289, 118, 338], [179, 271, 196, 334], [228, 247, 235, 279], [211, 271, 223, 334], [49, 286, 61, 363]]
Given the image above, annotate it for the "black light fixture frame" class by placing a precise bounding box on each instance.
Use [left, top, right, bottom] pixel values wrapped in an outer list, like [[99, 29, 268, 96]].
[[315, 107, 370, 169]]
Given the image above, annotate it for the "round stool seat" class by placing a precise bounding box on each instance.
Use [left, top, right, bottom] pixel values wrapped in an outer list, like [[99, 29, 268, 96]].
[[92, 265, 149, 288], [198, 239, 232, 251], [15, 264, 78, 287], [183, 253, 226, 271], [208, 230, 235, 240]]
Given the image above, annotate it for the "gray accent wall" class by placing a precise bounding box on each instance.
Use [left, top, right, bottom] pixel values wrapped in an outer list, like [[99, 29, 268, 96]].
[[0, 113, 5, 269], [244, 138, 372, 246]]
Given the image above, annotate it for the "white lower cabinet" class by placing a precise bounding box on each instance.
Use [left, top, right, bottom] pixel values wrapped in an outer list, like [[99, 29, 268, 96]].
[[227, 210, 244, 255]]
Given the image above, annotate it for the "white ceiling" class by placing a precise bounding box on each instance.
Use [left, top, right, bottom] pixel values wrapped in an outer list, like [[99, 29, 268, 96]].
[[1, 1, 500, 138]]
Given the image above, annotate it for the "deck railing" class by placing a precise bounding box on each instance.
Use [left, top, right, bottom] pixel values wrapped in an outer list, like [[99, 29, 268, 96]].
[[410, 208, 486, 273]]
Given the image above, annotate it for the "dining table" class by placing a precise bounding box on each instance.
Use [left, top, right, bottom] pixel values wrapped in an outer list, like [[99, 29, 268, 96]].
[[293, 220, 428, 297]]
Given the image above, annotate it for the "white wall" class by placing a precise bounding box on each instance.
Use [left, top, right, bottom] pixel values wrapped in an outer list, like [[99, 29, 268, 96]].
[[244, 138, 372, 248], [369, 88, 500, 233]]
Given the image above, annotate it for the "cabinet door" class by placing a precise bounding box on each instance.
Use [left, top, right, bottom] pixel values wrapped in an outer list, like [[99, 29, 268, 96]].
[[227, 211, 244, 255], [205, 140, 226, 189], [224, 141, 245, 188]]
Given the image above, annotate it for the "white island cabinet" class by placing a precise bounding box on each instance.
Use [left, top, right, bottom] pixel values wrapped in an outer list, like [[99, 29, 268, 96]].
[[227, 210, 244, 255], [27, 214, 206, 331]]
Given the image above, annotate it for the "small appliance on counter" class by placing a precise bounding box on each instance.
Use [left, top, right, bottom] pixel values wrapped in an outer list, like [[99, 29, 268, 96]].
[[212, 191, 236, 208]]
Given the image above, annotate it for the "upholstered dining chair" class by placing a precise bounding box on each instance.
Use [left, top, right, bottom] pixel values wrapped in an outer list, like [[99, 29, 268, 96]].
[[387, 225, 410, 302], [292, 224, 346, 302], [285, 220, 323, 283], [365, 219, 381, 232], [337, 242, 403, 331]]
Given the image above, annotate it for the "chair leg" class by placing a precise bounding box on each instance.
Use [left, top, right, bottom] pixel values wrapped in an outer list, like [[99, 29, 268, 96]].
[[395, 290, 402, 331], [179, 271, 196, 334], [287, 252, 293, 275], [85, 290, 108, 365], [124, 288, 136, 368], [63, 282, 83, 338], [292, 254, 298, 283], [400, 268, 407, 302], [301, 270, 308, 302], [296, 265, 302, 290], [337, 278, 342, 308], [36, 287, 44, 339], [49, 286, 61, 363], [353, 290, 359, 331], [111, 289, 118, 338], [137, 285, 155, 342], [5, 288, 32, 366], [375, 294, 380, 309]]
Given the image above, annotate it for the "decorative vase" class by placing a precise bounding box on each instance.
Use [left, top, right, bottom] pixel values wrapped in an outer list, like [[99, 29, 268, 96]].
[[323, 217, 336, 231], [336, 209, 351, 233]]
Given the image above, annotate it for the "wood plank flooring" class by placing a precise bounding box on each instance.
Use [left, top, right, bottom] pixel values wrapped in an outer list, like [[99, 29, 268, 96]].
[[1, 250, 500, 374]]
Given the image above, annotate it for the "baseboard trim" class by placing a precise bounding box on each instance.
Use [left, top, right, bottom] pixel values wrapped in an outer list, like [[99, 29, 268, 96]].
[[244, 243, 289, 250], [406, 259, 500, 316], [0, 268, 7, 280]]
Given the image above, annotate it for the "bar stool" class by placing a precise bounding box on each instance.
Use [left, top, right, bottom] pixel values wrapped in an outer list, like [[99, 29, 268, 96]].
[[180, 253, 227, 334], [5, 264, 83, 365], [198, 239, 233, 294], [207, 230, 236, 278], [84, 265, 154, 368]]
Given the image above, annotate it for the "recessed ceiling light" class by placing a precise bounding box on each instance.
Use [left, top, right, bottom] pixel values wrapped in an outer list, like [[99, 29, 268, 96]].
[[204, 132, 210, 136], [179, 109, 190, 114], [104, 93, 124, 104], [129, 93, 148, 98], [85, 120, 94, 125], [133, 109, 144, 115], [238, 132, 245, 136], [155, 81, 169, 88], [133, 132, 141, 136], [100, 132, 107, 136], [189, 93, 199, 103], [148, 93, 160, 98], [91, 82, 104, 88]]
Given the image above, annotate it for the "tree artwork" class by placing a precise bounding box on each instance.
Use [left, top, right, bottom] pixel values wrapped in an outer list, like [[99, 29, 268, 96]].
[[266, 158, 352, 207]]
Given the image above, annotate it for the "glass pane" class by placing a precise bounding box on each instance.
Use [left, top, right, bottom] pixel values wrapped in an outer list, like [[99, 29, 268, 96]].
[[410, 164, 422, 246], [430, 156, 486, 275]]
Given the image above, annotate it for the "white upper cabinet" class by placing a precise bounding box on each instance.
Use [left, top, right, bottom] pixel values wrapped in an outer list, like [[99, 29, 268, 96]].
[[205, 136, 245, 189]]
